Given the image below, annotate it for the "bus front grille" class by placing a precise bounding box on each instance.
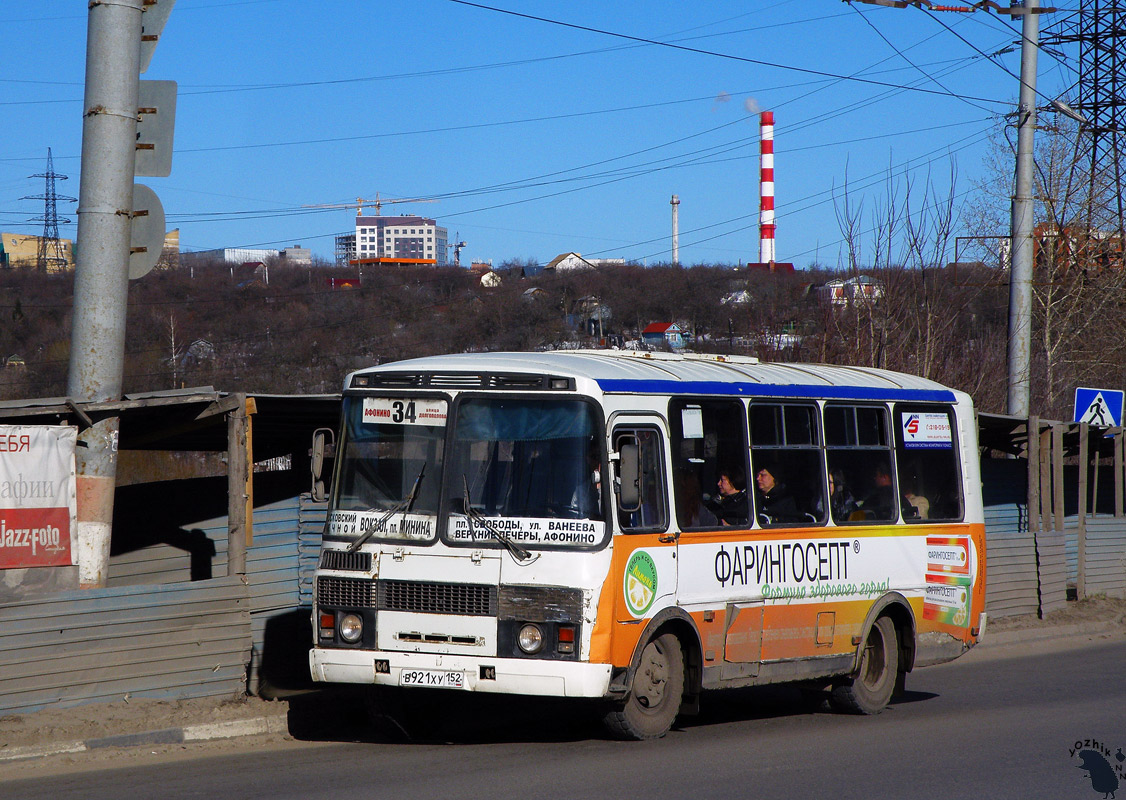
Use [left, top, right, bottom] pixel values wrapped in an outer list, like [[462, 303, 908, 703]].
[[317, 577, 497, 616], [317, 576, 376, 608], [320, 549, 372, 572], [377, 580, 497, 616]]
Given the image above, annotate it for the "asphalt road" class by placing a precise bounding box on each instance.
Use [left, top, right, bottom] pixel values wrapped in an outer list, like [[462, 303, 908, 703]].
[[5, 633, 1124, 800]]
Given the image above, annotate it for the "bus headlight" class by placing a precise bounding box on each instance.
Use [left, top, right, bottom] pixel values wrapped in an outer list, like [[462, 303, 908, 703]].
[[517, 623, 544, 654], [339, 613, 363, 643]]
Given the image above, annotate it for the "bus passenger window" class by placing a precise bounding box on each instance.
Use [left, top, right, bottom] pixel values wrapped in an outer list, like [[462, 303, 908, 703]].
[[749, 403, 824, 526], [894, 406, 964, 522], [614, 428, 668, 532], [825, 404, 897, 523], [669, 400, 749, 530]]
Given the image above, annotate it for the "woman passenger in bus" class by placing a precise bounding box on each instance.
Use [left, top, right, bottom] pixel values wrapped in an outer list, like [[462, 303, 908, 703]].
[[816, 468, 856, 522], [753, 463, 797, 523], [709, 465, 749, 526]]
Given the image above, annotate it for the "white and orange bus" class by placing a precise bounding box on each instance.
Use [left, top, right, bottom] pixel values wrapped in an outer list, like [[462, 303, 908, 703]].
[[309, 351, 986, 739]]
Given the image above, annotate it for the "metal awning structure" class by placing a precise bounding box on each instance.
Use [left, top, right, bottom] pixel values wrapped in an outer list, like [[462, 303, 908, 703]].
[[0, 388, 340, 459], [978, 411, 1122, 460], [0, 388, 341, 584]]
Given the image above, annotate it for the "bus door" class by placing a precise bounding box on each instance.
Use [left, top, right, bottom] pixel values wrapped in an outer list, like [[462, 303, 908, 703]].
[[667, 398, 763, 680], [611, 420, 676, 624]]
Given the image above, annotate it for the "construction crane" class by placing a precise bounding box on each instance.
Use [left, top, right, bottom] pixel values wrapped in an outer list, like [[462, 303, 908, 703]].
[[303, 192, 437, 216], [451, 232, 467, 267]]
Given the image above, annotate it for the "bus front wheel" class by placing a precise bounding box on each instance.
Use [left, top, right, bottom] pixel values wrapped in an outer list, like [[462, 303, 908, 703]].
[[830, 616, 898, 715], [603, 632, 685, 740]]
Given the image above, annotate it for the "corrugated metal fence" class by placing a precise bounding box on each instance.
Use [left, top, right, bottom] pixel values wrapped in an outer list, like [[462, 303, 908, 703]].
[[0, 577, 251, 715], [0, 493, 325, 715], [984, 502, 1126, 619], [189, 493, 326, 695], [983, 503, 1039, 618], [1065, 516, 1126, 599]]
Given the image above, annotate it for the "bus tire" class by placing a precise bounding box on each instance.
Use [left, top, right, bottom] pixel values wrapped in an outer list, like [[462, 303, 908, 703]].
[[602, 632, 685, 740], [830, 616, 898, 715]]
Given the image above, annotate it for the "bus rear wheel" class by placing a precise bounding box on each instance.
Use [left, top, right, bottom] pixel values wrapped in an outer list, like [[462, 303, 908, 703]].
[[603, 632, 685, 740], [830, 616, 898, 715]]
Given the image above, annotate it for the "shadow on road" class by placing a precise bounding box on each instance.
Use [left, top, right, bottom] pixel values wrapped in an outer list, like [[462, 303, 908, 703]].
[[280, 681, 942, 746]]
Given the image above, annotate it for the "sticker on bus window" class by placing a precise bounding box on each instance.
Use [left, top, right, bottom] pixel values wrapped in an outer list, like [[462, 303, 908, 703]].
[[362, 398, 447, 426], [681, 406, 704, 439], [901, 412, 952, 449]]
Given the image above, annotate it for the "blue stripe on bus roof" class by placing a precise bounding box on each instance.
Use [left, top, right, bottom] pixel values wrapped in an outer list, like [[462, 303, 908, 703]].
[[595, 379, 956, 403]]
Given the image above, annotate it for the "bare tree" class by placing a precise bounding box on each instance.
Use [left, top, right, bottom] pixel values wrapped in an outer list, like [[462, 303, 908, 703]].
[[966, 114, 1126, 417]]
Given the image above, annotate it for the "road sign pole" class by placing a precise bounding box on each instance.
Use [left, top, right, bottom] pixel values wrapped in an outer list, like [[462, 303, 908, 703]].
[[68, 0, 144, 588]]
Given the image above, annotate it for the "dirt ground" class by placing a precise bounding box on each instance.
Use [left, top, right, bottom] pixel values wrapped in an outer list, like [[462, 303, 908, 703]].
[[985, 594, 1126, 632], [3, 595, 1125, 758], [0, 693, 291, 753]]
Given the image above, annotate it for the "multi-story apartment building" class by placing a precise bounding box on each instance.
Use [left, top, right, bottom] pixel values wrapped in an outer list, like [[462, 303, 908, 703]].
[[350, 215, 448, 267]]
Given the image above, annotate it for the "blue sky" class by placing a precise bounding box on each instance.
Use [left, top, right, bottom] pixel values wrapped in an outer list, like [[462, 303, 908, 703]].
[[0, 1, 1078, 269]]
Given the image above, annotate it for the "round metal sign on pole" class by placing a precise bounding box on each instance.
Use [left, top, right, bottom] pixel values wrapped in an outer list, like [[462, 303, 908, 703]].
[[129, 183, 165, 279]]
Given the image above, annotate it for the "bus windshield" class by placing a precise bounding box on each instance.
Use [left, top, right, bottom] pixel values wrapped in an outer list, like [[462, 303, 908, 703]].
[[327, 397, 447, 542], [446, 397, 606, 549]]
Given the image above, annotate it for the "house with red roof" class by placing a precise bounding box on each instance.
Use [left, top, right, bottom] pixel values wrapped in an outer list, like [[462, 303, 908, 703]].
[[641, 322, 688, 349]]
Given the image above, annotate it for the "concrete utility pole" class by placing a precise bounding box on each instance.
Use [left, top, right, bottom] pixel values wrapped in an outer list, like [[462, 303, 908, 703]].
[[69, 0, 144, 588], [1007, 0, 1040, 418], [670, 194, 680, 266]]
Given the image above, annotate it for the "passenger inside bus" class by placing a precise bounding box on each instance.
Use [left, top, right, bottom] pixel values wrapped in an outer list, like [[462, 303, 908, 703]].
[[814, 468, 857, 522], [857, 462, 898, 520], [900, 475, 930, 520], [708, 465, 749, 526], [753, 462, 798, 523]]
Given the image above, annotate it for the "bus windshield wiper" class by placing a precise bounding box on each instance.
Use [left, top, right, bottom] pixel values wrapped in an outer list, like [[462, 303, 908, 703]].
[[459, 476, 537, 564], [346, 465, 426, 553]]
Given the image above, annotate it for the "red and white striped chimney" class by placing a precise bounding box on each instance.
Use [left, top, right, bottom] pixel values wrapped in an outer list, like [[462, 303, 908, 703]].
[[759, 110, 776, 264]]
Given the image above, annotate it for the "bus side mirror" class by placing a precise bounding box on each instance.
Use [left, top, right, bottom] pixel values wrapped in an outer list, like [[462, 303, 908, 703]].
[[311, 427, 335, 502], [617, 439, 641, 511]]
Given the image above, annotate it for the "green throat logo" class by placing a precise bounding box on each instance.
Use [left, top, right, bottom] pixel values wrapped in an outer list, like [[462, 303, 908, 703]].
[[624, 550, 658, 616]]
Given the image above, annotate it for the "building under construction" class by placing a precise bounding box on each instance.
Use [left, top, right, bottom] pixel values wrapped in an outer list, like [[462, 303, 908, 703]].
[[339, 214, 449, 268]]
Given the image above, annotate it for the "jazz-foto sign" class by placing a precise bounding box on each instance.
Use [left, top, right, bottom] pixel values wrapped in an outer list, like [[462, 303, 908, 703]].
[[0, 425, 77, 569]]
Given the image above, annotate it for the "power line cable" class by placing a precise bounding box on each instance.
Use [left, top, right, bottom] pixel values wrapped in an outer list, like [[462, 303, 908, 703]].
[[850, 3, 996, 113], [445, 0, 1010, 105]]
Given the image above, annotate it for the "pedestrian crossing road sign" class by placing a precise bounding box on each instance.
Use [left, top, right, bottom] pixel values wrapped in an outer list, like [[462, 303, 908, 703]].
[[1074, 387, 1125, 427]]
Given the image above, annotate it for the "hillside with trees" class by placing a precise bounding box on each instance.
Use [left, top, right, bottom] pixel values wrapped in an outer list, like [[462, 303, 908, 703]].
[[0, 254, 1019, 415]]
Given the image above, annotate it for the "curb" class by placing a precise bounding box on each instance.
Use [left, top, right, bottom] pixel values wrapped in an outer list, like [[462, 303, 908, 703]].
[[0, 714, 289, 764]]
